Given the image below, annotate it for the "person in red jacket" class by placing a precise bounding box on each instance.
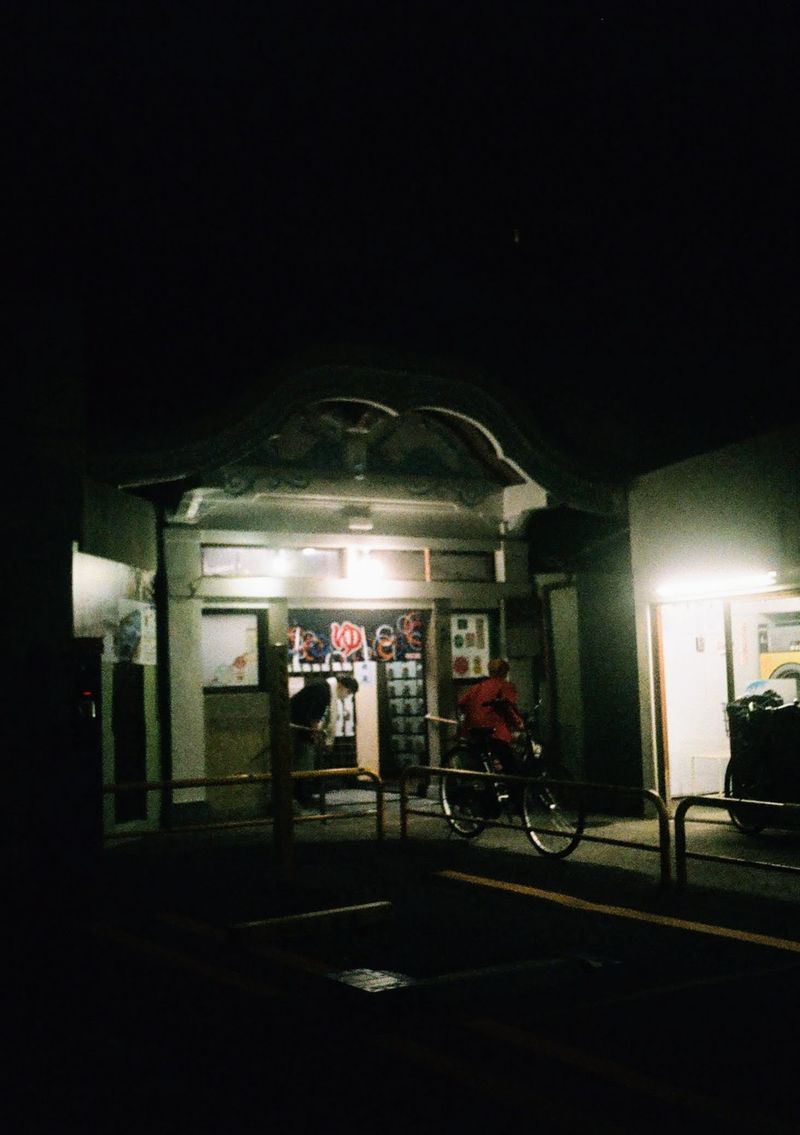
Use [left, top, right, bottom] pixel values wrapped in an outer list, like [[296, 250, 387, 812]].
[[457, 657, 524, 773]]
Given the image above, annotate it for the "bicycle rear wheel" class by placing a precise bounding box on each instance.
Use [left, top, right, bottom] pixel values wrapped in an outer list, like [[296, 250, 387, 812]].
[[724, 762, 769, 835], [440, 744, 488, 839], [522, 765, 584, 857]]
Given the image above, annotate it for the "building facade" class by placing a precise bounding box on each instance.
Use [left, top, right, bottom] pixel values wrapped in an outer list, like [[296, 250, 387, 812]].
[[628, 422, 800, 803], [78, 371, 637, 837], [72, 388, 800, 840]]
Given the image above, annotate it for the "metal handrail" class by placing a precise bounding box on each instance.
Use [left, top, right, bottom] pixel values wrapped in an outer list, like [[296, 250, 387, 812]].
[[674, 794, 800, 888], [103, 766, 385, 840], [398, 764, 672, 887]]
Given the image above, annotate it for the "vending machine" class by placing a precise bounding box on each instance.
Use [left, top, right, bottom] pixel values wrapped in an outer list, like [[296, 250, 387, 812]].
[[379, 658, 428, 778]]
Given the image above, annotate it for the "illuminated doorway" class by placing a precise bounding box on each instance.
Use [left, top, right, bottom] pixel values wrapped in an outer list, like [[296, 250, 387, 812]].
[[657, 592, 800, 799]]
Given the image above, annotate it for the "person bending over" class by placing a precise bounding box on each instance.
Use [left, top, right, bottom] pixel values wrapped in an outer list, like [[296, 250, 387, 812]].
[[289, 674, 359, 811]]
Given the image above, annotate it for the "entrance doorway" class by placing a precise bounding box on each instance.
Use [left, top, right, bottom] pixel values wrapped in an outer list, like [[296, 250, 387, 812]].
[[288, 608, 430, 782], [657, 592, 800, 799]]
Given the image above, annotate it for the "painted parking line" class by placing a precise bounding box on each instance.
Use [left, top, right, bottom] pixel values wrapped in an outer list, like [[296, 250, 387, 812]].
[[437, 869, 800, 954]]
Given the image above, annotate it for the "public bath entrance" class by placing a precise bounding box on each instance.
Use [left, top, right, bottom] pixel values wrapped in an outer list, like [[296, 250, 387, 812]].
[[152, 398, 545, 829], [287, 608, 429, 781]]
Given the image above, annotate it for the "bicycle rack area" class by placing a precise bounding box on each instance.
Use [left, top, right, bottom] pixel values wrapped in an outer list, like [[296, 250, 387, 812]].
[[103, 766, 386, 841], [104, 766, 800, 895], [673, 794, 800, 888], [398, 764, 673, 887]]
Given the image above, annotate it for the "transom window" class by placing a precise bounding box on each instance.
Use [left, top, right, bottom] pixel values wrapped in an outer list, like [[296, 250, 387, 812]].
[[201, 544, 497, 583]]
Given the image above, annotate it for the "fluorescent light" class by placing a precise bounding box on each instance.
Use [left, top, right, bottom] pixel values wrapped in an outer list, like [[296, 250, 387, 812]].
[[656, 570, 777, 599], [346, 549, 385, 580], [346, 511, 373, 531]]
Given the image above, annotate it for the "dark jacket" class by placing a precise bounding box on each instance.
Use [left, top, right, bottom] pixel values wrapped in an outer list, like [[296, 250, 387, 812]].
[[290, 681, 332, 728]]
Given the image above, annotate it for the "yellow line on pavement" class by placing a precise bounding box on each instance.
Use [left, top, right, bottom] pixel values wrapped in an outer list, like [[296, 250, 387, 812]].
[[437, 870, 800, 954]]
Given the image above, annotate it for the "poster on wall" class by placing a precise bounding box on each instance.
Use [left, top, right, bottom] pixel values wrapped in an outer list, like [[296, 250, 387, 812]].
[[202, 612, 260, 687], [287, 609, 426, 668], [450, 613, 489, 679], [72, 550, 157, 665], [116, 600, 157, 665]]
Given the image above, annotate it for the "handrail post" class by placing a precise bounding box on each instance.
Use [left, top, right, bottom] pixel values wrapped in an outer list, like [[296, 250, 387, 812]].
[[357, 768, 385, 839], [267, 642, 294, 882], [643, 788, 672, 888], [673, 794, 800, 890], [674, 797, 690, 888], [399, 767, 409, 840], [374, 773, 384, 840]]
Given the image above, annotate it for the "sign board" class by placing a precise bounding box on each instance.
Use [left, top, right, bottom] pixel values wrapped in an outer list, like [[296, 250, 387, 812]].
[[450, 613, 489, 679]]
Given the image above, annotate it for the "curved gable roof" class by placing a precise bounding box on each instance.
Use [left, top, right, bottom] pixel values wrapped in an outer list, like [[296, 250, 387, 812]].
[[89, 352, 628, 518]]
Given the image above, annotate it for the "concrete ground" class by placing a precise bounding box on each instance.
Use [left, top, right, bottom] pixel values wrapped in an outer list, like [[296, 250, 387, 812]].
[[289, 784, 800, 902], [10, 787, 800, 1134]]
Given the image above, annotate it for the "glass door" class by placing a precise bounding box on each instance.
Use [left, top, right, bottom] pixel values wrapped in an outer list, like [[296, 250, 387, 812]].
[[657, 599, 729, 798]]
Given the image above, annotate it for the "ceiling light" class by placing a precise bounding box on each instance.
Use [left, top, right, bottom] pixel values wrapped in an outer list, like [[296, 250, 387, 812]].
[[346, 509, 373, 531], [347, 549, 385, 581], [656, 570, 777, 599]]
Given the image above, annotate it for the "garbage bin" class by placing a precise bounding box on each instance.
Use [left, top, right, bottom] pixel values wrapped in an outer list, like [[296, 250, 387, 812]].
[[724, 692, 800, 833], [764, 701, 800, 800]]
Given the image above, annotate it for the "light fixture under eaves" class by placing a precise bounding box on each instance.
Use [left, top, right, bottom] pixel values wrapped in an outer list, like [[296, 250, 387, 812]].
[[656, 570, 778, 599]]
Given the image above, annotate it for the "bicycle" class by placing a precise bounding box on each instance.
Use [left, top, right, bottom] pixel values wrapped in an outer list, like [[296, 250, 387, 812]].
[[723, 696, 800, 835], [724, 757, 771, 835], [428, 698, 585, 858]]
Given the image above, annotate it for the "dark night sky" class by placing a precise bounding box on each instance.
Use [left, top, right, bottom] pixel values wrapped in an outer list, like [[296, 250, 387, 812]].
[[13, 3, 800, 478]]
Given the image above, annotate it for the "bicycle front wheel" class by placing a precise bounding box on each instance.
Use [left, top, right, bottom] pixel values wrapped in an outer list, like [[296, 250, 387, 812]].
[[522, 766, 584, 858], [440, 744, 488, 839]]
